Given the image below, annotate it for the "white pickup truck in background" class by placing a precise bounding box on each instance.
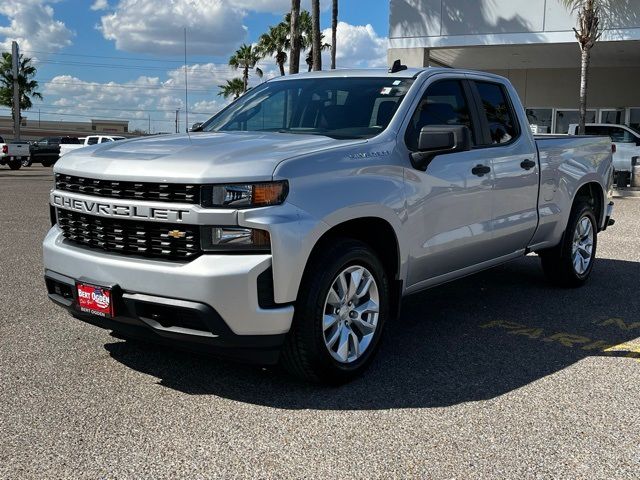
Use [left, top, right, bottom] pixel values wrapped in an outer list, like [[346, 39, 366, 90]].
[[59, 135, 126, 158], [0, 136, 31, 170], [569, 123, 640, 186]]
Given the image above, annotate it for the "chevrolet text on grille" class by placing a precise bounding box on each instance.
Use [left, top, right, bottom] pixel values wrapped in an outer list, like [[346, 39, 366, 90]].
[[52, 193, 190, 222]]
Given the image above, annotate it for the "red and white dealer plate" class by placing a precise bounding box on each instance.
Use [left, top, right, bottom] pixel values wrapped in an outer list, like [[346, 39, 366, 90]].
[[76, 283, 114, 318]]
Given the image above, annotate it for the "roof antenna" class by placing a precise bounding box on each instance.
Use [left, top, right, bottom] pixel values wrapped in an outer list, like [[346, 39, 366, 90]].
[[389, 59, 407, 73]]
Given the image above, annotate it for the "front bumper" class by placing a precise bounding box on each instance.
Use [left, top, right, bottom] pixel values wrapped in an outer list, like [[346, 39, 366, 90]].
[[43, 226, 294, 362]]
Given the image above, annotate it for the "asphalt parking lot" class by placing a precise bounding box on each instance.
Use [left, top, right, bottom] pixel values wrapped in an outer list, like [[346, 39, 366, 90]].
[[1, 166, 639, 479]]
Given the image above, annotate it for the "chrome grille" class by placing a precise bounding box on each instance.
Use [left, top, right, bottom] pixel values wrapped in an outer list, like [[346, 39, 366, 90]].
[[56, 209, 200, 260], [55, 174, 200, 204]]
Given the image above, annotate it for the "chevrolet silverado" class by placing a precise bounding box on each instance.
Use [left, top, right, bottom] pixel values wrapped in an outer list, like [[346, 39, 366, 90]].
[[44, 67, 614, 383]]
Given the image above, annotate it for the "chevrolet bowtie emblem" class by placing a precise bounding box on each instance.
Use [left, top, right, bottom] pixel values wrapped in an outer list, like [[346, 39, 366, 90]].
[[167, 230, 186, 239]]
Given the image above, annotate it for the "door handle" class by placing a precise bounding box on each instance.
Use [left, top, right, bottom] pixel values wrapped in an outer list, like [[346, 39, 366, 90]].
[[471, 164, 491, 177], [520, 159, 536, 170]]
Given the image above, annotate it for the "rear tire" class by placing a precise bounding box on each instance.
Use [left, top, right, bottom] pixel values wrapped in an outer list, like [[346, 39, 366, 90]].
[[8, 160, 21, 170], [281, 238, 390, 384], [539, 201, 597, 287]]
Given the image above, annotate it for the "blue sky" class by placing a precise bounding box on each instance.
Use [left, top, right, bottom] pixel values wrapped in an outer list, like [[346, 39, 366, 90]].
[[0, 0, 390, 133]]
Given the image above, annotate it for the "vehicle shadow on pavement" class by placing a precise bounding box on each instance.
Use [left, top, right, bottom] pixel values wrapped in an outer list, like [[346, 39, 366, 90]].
[[105, 257, 640, 409]]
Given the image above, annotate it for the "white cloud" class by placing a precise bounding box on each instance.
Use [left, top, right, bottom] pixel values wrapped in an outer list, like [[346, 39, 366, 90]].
[[322, 22, 388, 68], [38, 61, 269, 133], [90, 0, 110, 11], [0, 0, 74, 53], [98, 0, 339, 56], [99, 0, 248, 56], [231, 0, 330, 13]]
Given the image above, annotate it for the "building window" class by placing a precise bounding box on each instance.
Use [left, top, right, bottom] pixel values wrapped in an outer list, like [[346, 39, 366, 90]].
[[629, 108, 640, 132], [526, 108, 552, 134], [554, 110, 596, 134], [600, 109, 625, 124]]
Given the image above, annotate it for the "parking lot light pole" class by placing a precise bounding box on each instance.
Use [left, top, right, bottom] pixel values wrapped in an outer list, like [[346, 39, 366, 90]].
[[12, 41, 21, 141]]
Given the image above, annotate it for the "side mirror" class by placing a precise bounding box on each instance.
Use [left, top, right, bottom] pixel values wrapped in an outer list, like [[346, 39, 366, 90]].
[[190, 122, 203, 132], [410, 125, 472, 170]]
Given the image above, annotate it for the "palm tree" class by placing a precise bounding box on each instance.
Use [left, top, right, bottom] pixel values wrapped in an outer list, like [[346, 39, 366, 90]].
[[305, 32, 331, 72], [258, 24, 288, 76], [311, 0, 322, 71], [217, 78, 245, 100], [289, 0, 301, 74], [0, 52, 42, 127], [331, 0, 338, 69], [228, 44, 263, 93], [561, 0, 602, 135]]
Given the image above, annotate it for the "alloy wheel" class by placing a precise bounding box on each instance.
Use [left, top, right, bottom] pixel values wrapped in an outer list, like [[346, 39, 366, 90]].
[[322, 265, 380, 364]]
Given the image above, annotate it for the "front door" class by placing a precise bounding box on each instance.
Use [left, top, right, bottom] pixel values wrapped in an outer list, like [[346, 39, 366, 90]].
[[403, 77, 496, 286]]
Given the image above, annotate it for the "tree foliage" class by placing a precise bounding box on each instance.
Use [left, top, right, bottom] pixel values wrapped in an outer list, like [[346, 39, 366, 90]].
[[0, 52, 43, 122], [217, 78, 245, 100], [257, 23, 289, 76], [228, 44, 263, 93]]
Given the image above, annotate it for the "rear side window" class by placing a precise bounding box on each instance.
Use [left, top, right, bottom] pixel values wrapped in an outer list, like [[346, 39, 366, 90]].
[[86, 137, 99, 145], [475, 81, 518, 145], [405, 79, 474, 150], [608, 127, 635, 143], [585, 126, 636, 143]]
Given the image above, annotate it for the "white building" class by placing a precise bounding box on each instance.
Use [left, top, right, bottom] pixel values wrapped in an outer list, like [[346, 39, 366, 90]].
[[388, 0, 640, 133]]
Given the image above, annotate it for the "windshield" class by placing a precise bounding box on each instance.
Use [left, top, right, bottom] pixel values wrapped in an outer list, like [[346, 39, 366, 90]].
[[202, 77, 415, 139]]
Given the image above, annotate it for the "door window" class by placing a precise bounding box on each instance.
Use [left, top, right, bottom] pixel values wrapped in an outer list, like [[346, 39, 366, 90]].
[[405, 80, 474, 150], [585, 126, 636, 143], [629, 108, 640, 133], [86, 137, 99, 145], [475, 81, 518, 145], [608, 127, 636, 143]]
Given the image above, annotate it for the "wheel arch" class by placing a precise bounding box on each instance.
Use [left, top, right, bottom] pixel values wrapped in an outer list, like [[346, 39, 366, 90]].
[[300, 216, 404, 319], [573, 181, 605, 230]]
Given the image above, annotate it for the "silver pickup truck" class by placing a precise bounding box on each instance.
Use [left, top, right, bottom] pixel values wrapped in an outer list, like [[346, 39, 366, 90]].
[[44, 67, 614, 383]]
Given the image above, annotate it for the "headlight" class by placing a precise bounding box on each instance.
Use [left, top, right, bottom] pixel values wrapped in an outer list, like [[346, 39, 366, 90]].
[[201, 226, 270, 253], [201, 181, 288, 208]]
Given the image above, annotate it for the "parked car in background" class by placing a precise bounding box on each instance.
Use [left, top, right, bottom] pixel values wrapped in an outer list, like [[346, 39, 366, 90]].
[[0, 136, 6, 162], [0, 137, 31, 170], [59, 135, 126, 158], [569, 123, 640, 186], [30, 137, 82, 167]]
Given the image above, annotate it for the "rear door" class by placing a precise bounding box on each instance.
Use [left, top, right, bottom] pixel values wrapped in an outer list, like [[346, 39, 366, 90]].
[[467, 78, 540, 257]]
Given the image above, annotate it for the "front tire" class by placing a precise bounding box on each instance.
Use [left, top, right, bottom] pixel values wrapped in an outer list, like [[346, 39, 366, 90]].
[[21, 158, 32, 167], [281, 239, 390, 384], [539, 201, 597, 287]]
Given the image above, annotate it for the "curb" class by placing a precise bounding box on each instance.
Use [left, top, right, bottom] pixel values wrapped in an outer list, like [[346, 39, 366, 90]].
[[613, 188, 640, 198]]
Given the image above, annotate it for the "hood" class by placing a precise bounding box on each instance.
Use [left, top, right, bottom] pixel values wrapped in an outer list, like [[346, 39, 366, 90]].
[[54, 131, 364, 183]]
